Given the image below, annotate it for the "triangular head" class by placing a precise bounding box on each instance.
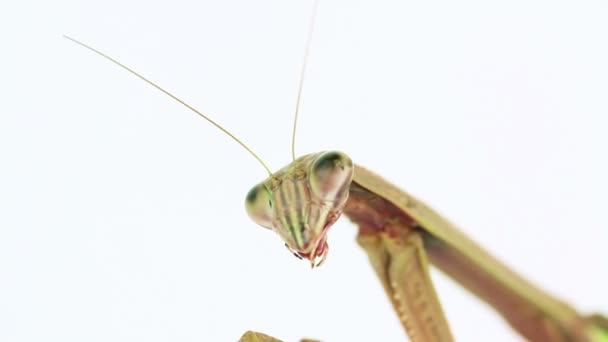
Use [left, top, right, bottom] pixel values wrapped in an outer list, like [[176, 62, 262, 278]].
[[245, 151, 354, 267]]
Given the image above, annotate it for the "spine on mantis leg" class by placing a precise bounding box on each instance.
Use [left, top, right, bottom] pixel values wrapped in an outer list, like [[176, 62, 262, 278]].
[[356, 226, 454, 342]]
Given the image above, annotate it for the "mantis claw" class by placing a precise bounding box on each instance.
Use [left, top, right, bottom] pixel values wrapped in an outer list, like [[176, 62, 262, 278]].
[[312, 243, 329, 268]]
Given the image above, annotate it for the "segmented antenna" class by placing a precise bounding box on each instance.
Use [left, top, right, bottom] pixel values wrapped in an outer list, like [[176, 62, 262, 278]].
[[63, 35, 273, 176], [291, 0, 320, 161]]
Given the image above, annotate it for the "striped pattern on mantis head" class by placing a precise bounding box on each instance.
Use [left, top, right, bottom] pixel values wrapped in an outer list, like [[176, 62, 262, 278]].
[[245, 151, 353, 267]]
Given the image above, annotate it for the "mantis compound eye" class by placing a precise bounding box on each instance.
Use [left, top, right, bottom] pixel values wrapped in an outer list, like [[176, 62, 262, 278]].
[[245, 183, 274, 229], [308, 151, 354, 202]]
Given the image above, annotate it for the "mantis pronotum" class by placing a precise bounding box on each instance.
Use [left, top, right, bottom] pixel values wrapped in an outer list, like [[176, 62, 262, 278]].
[[64, 2, 608, 341]]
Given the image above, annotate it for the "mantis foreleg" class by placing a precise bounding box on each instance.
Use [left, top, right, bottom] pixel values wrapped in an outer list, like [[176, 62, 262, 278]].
[[357, 226, 453, 342]]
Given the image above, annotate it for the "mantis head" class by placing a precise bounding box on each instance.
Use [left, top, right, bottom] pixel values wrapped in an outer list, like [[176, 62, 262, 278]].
[[245, 151, 354, 267], [65, 0, 334, 268]]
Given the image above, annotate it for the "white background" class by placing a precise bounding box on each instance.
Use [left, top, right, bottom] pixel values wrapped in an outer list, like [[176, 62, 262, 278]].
[[1, 0, 607, 341]]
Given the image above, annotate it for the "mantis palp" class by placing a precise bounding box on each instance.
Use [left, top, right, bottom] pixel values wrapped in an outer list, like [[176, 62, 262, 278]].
[[64, 3, 608, 340]]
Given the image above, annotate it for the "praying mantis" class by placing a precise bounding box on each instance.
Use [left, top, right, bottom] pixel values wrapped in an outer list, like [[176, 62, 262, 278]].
[[63, 2, 608, 341]]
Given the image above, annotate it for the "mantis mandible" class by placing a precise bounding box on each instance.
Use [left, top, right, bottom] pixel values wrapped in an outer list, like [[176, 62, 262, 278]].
[[64, 3, 608, 341]]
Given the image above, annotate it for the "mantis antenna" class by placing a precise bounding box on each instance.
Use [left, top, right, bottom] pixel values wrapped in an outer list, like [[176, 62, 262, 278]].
[[63, 35, 273, 176], [291, 0, 320, 161]]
